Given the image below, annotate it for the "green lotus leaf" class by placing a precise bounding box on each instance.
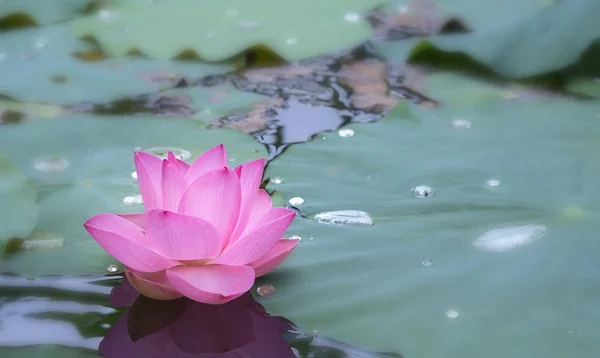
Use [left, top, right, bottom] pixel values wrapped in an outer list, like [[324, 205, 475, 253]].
[[70, 0, 385, 62]]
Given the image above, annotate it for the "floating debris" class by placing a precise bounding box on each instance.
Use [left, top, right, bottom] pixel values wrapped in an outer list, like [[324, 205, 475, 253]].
[[449, 118, 471, 130], [20, 232, 64, 251], [445, 309, 460, 319], [34, 155, 69, 173], [288, 196, 305, 206], [313, 210, 374, 226], [270, 176, 283, 184], [106, 264, 119, 273], [421, 258, 434, 267], [486, 178, 500, 187], [472, 224, 547, 253], [122, 194, 143, 206], [338, 128, 355, 137], [411, 185, 434, 198]]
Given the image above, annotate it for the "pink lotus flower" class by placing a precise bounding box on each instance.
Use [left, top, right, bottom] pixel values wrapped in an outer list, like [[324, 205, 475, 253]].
[[84, 144, 298, 304]]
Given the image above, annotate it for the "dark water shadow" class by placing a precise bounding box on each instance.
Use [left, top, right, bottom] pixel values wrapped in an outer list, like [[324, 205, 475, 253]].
[[102, 277, 402, 358]]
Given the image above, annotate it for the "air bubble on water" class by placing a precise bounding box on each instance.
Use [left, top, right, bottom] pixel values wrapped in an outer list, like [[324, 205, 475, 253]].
[[338, 128, 355, 137], [35, 37, 47, 49], [344, 13, 360, 22], [228, 158, 236, 163], [445, 309, 460, 319], [288, 196, 304, 206], [472, 224, 547, 253], [20, 232, 64, 251], [123, 194, 143, 206], [412, 185, 434, 198], [143, 147, 192, 160], [34, 155, 69, 173], [270, 176, 283, 184], [421, 258, 434, 267], [313, 210, 374, 226], [257, 284, 275, 296], [131, 171, 138, 180], [286, 38, 298, 45], [98, 9, 113, 19], [449, 118, 471, 130], [101, 323, 111, 329], [237, 21, 261, 29], [308, 235, 314, 241], [106, 264, 119, 273], [486, 178, 500, 187]]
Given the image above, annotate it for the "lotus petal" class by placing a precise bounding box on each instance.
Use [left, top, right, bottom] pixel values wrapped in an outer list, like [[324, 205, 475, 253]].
[[161, 153, 187, 211], [178, 168, 241, 241], [185, 144, 228, 184], [211, 208, 295, 266], [126, 268, 183, 301], [166, 265, 254, 304], [146, 209, 222, 261], [134, 152, 163, 209], [250, 238, 300, 277], [84, 213, 177, 272]]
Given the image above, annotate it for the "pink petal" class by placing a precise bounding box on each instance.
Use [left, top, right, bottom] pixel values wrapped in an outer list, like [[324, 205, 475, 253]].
[[250, 238, 300, 277], [178, 168, 241, 242], [84, 213, 178, 272], [175, 158, 190, 174], [117, 212, 146, 230], [146, 209, 222, 261], [210, 208, 295, 266], [184, 144, 228, 184], [229, 159, 265, 241], [161, 154, 187, 211], [126, 268, 183, 301], [134, 152, 163, 209], [166, 265, 255, 304], [241, 189, 273, 236]]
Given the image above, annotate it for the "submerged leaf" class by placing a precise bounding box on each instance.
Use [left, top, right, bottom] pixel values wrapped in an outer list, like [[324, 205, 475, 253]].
[[70, 0, 385, 61], [407, 0, 600, 78], [0, 154, 39, 258]]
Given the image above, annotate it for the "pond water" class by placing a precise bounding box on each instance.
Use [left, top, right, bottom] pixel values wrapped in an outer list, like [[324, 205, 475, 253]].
[[2, 1, 600, 357]]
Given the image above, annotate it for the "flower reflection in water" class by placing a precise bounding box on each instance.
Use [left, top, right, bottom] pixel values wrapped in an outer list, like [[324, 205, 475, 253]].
[[100, 278, 295, 357], [101, 277, 403, 357]]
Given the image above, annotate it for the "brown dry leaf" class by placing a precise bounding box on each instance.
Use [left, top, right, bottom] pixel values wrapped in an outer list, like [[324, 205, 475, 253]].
[[213, 98, 284, 134], [71, 49, 106, 62], [241, 64, 323, 84], [339, 60, 398, 112], [371, 0, 468, 39]]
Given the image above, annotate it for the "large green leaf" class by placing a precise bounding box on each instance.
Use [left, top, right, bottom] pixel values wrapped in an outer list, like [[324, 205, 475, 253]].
[[0, 0, 86, 28], [0, 24, 234, 104], [70, 0, 384, 62], [260, 98, 600, 356], [407, 0, 600, 78], [0, 115, 266, 276], [0, 154, 39, 256]]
